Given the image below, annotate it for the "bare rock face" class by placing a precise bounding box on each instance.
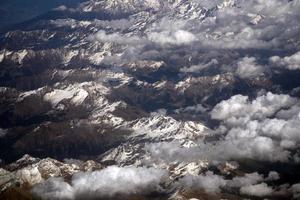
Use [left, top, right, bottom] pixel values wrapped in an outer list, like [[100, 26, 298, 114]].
[[0, 168, 17, 193]]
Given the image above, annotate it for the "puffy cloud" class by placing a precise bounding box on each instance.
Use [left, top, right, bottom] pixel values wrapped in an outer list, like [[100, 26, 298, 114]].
[[32, 177, 74, 200], [265, 171, 280, 181], [179, 171, 276, 196], [179, 171, 226, 193], [32, 165, 279, 199], [235, 57, 265, 78], [73, 166, 167, 198], [259, 118, 300, 147], [211, 92, 300, 142], [206, 136, 290, 162], [146, 136, 290, 163], [180, 59, 218, 73], [147, 92, 300, 163], [32, 166, 167, 200], [93, 23, 197, 47], [292, 183, 300, 199], [210, 92, 297, 123], [209, 92, 300, 162], [145, 141, 191, 162], [240, 183, 274, 197], [227, 172, 264, 188], [270, 51, 300, 70], [148, 30, 197, 45]]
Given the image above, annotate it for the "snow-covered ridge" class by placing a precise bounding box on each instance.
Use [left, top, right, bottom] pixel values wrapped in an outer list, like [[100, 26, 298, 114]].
[[80, 0, 164, 13], [43, 87, 88, 107], [130, 112, 208, 140], [1, 154, 102, 188], [1, 0, 300, 199]]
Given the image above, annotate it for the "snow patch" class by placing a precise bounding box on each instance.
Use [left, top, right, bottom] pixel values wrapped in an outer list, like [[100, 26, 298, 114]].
[[0, 51, 4, 63], [17, 87, 45, 102], [63, 50, 79, 65], [12, 50, 28, 64], [71, 89, 89, 106], [44, 90, 75, 106], [43, 86, 89, 107]]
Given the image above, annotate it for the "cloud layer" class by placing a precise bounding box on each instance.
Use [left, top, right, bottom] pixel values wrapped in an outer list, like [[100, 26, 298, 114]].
[[147, 92, 300, 163], [178, 171, 281, 197], [270, 51, 300, 70], [32, 166, 167, 200]]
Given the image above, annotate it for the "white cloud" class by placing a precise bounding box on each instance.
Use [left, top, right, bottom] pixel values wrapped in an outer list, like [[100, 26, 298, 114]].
[[32, 177, 74, 200], [32, 166, 167, 200], [210, 92, 297, 124], [179, 171, 276, 196], [148, 30, 197, 45], [147, 92, 300, 163], [73, 166, 167, 198], [236, 57, 264, 78], [180, 59, 218, 73], [145, 141, 189, 162], [209, 92, 300, 162], [32, 161, 283, 199], [179, 171, 227, 193], [212, 136, 290, 162], [146, 136, 290, 163], [292, 183, 300, 199], [270, 51, 300, 70], [240, 183, 273, 197], [227, 172, 264, 188], [265, 171, 280, 181]]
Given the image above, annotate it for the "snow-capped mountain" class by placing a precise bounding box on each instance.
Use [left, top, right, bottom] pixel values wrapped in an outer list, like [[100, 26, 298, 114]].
[[1, 0, 300, 199]]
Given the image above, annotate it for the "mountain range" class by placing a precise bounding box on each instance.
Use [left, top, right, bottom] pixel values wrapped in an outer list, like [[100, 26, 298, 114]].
[[0, 0, 300, 199]]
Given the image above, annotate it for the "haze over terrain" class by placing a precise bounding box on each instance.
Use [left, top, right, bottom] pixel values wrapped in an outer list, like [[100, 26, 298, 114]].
[[0, 0, 84, 30], [0, 0, 300, 200]]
